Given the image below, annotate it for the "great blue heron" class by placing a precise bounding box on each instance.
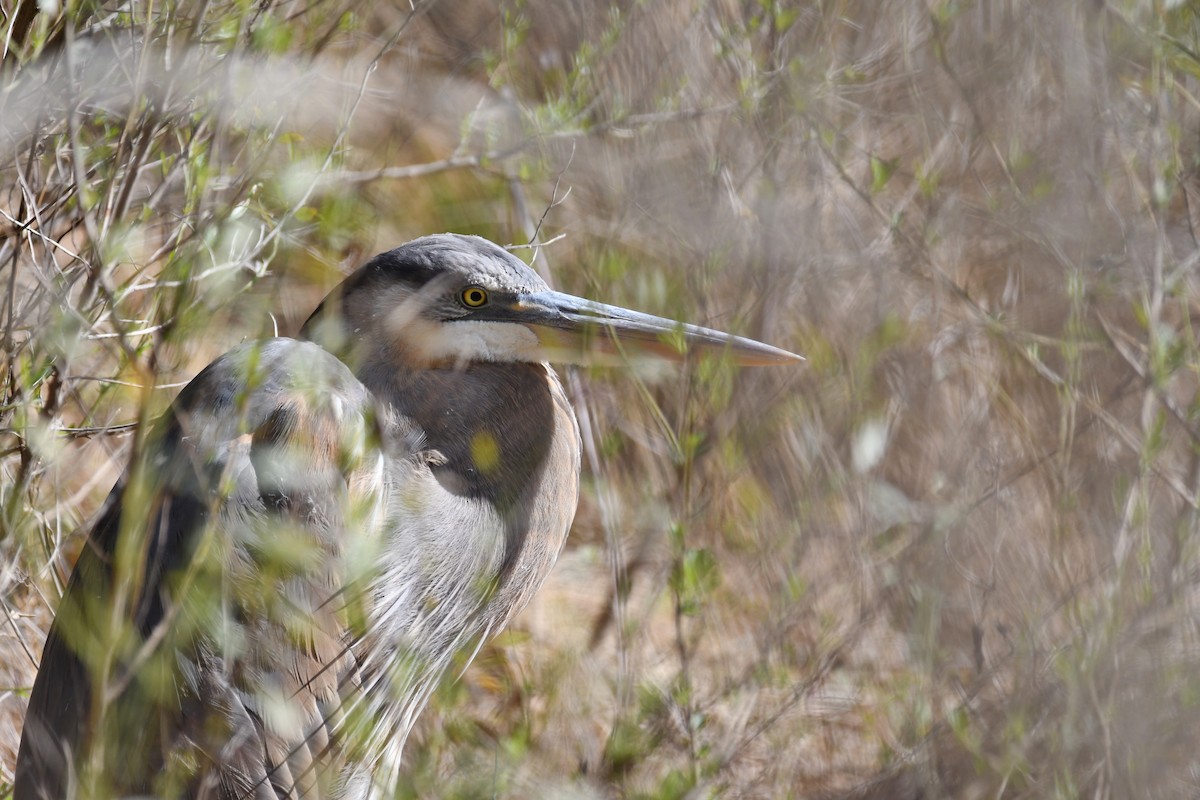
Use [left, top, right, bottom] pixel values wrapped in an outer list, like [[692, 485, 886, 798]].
[[14, 234, 800, 799]]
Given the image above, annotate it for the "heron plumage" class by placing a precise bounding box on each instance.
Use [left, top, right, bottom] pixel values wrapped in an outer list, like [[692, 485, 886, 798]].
[[15, 234, 796, 800]]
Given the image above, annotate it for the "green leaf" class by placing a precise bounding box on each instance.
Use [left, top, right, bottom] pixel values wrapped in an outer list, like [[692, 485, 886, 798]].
[[671, 547, 721, 616], [870, 154, 898, 194]]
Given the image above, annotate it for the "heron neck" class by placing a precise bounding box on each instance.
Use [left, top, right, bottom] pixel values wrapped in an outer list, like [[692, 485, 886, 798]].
[[357, 357, 559, 512]]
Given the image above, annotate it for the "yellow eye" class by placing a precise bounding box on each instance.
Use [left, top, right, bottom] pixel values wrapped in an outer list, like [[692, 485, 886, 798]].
[[460, 286, 489, 308]]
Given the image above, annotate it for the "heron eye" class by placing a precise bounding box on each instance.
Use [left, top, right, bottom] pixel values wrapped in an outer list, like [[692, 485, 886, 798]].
[[460, 286, 489, 308]]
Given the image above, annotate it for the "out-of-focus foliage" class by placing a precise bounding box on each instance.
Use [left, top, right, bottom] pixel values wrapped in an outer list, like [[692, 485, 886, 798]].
[[4, 0, 1200, 797]]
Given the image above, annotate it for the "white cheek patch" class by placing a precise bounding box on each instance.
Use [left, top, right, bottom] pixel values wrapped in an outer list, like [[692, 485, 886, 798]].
[[446, 321, 542, 362], [386, 308, 541, 364]]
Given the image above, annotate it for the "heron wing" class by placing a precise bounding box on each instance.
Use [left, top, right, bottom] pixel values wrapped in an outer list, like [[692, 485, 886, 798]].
[[15, 338, 390, 800]]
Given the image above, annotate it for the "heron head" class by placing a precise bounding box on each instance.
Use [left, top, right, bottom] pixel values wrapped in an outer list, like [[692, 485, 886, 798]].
[[305, 234, 803, 368]]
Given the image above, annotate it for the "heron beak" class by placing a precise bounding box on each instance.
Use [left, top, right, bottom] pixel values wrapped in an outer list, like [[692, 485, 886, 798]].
[[509, 290, 804, 366]]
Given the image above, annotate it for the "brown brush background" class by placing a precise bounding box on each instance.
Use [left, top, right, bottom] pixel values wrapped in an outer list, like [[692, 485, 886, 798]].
[[4, 1, 1200, 798]]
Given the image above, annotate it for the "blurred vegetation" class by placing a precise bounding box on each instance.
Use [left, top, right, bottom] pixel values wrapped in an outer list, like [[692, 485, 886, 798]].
[[4, 0, 1200, 797]]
